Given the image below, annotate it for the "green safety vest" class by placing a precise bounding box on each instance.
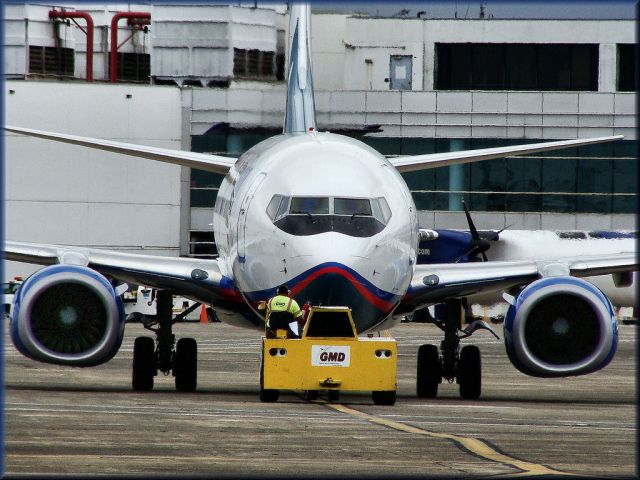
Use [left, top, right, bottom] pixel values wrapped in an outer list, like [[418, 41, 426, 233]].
[[267, 295, 302, 326]]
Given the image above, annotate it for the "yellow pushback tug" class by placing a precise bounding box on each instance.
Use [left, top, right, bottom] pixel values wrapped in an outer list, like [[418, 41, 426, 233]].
[[259, 306, 397, 405]]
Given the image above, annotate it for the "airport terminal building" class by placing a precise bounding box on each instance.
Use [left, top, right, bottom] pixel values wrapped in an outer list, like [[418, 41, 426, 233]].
[[3, 3, 636, 272]]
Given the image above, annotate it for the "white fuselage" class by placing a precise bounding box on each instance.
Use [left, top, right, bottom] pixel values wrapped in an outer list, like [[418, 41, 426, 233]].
[[212, 132, 418, 332], [470, 230, 637, 306]]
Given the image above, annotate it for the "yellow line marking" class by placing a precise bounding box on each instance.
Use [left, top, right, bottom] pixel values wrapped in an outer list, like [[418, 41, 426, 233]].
[[325, 403, 573, 477]]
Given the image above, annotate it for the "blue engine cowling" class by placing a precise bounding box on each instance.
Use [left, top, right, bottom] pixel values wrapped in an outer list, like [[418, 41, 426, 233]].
[[10, 264, 126, 366], [504, 276, 617, 377]]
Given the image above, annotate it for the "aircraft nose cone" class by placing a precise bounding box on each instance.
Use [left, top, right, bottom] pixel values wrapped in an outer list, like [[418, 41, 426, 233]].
[[290, 264, 399, 333]]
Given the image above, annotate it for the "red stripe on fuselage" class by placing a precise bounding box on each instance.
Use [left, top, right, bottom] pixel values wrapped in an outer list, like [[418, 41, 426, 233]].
[[221, 288, 245, 302], [288, 265, 395, 311]]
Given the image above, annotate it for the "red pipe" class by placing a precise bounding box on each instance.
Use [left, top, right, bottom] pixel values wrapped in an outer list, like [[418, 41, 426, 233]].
[[110, 12, 151, 83], [49, 10, 94, 82]]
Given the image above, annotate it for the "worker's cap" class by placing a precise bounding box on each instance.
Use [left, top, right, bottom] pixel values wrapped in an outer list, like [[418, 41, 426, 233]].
[[277, 284, 289, 294]]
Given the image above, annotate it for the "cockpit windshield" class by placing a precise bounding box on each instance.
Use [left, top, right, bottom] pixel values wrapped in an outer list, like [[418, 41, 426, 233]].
[[267, 196, 391, 237], [290, 197, 330, 215], [334, 198, 372, 216]]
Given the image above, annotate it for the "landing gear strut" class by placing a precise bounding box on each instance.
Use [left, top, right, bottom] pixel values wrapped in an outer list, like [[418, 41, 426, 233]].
[[416, 299, 489, 400], [132, 290, 199, 392]]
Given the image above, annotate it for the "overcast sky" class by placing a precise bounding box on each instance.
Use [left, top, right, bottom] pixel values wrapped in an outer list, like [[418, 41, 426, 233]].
[[244, 0, 637, 19]]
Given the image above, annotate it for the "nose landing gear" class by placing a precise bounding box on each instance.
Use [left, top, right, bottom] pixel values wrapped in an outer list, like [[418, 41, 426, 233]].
[[416, 299, 499, 400], [132, 290, 199, 392]]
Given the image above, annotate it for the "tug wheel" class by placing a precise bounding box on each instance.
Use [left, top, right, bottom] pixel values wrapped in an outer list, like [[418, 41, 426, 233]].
[[372, 390, 396, 405]]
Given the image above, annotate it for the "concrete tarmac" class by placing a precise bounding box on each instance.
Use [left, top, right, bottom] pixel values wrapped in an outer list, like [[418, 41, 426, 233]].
[[4, 321, 637, 478]]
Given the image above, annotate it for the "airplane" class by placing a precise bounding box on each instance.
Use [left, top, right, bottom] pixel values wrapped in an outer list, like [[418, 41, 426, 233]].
[[414, 223, 637, 316], [4, 2, 637, 401]]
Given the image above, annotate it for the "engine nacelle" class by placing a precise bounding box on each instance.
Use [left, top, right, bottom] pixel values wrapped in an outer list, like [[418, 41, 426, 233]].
[[11, 265, 126, 366], [504, 276, 617, 377]]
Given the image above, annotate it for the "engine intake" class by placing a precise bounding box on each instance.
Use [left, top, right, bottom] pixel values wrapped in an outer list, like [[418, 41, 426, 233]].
[[504, 276, 617, 377], [11, 265, 125, 366]]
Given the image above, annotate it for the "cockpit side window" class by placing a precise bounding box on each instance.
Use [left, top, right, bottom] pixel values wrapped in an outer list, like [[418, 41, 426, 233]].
[[266, 195, 291, 221], [266, 195, 283, 220], [276, 196, 290, 220], [290, 197, 329, 215], [334, 198, 372, 216], [373, 197, 392, 224]]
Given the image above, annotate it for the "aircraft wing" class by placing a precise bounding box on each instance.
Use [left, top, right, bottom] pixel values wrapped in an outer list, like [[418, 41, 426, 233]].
[[4, 241, 244, 310], [389, 135, 623, 173], [5, 126, 236, 174], [397, 253, 638, 314]]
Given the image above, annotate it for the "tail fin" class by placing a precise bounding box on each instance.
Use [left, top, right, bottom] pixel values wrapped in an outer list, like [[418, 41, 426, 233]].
[[283, 1, 317, 134]]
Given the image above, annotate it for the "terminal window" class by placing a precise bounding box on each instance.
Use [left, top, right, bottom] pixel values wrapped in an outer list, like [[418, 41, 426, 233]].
[[190, 134, 637, 234], [189, 231, 217, 258], [191, 169, 224, 208], [394, 138, 637, 215], [617, 44, 637, 92], [436, 43, 598, 91]]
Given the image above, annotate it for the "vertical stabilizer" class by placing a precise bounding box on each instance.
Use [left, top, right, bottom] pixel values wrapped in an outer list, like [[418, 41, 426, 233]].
[[283, 2, 317, 134]]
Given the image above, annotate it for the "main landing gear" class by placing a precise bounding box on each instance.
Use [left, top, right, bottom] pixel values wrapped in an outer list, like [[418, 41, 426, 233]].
[[132, 290, 199, 392], [416, 299, 499, 400]]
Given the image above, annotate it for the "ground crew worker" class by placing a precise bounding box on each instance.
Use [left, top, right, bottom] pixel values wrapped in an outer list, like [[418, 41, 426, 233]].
[[266, 285, 303, 338]]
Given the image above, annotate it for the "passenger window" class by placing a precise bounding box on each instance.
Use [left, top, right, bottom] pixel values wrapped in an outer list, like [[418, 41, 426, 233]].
[[290, 197, 329, 214], [334, 198, 372, 216]]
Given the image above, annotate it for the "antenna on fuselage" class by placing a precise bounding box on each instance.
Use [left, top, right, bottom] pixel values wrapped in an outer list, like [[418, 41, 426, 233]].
[[283, 1, 317, 134]]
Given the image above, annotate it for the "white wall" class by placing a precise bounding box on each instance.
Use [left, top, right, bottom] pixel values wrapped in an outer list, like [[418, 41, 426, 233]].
[[309, 16, 635, 93], [152, 5, 279, 83], [311, 14, 348, 91], [4, 81, 183, 280], [342, 17, 424, 91]]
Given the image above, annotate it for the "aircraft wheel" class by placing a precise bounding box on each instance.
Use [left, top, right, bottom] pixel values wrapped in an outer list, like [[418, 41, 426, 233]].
[[305, 390, 319, 401], [458, 345, 481, 400], [174, 337, 198, 392], [132, 336, 155, 391], [372, 390, 396, 406], [416, 344, 441, 398], [328, 390, 340, 402]]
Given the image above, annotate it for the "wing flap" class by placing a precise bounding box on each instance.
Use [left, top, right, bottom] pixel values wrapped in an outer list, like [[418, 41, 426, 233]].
[[390, 136, 624, 173], [567, 253, 639, 277], [5, 126, 236, 174]]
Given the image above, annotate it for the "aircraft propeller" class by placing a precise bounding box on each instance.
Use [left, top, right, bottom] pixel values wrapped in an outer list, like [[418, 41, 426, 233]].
[[454, 201, 508, 263]]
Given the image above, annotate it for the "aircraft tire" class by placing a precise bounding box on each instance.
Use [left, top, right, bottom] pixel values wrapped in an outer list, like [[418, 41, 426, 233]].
[[372, 390, 396, 406], [416, 344, 441, 398], [132, 336, 155, 391], [458, 345, 481, 400], [174, 337, 198, 392]]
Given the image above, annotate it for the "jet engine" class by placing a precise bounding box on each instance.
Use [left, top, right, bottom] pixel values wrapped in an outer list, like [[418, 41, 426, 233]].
[[10, 265, 126, 366], [504, 276, 617, 377]]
